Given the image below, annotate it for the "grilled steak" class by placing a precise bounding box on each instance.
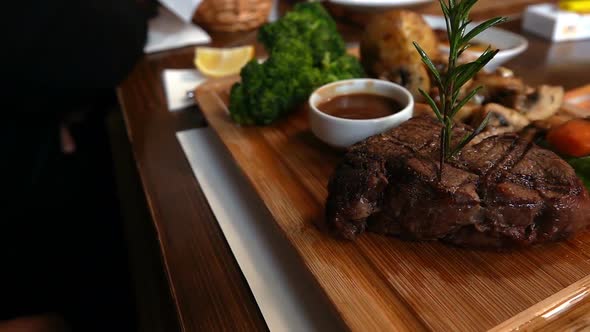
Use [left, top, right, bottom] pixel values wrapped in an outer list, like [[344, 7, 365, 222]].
[[326, 115, 590, 248]]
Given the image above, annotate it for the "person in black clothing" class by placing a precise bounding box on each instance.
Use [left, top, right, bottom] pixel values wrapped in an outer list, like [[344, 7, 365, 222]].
[[2, 1, 153, 330]]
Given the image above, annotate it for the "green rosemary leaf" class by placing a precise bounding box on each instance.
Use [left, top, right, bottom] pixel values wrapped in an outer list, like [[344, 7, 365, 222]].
[[439, 92, 447, 114], [475, 108, 492, 134], [454, 63, 479, 87], [457, 44, 471, 57], [459, 20, 472, 34], [452, 88, 461, 107], [451, 86, 482, 117], [439, 2, 452, 51], [444, 18, 452, 51], [455, 72, 478, 91], [462, 17, 507, 45], [455, 48, 498, 87], [420, 88, 443, 121], [450, 132, 472, 159], [439, 0, 450, 18], [450, 111, 492, 157], [459, 0, 478, 21], [413, 42, 443, 87]]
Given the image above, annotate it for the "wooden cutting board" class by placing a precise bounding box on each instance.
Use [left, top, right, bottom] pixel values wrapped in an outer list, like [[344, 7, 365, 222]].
[[195, 76, 590, 331]]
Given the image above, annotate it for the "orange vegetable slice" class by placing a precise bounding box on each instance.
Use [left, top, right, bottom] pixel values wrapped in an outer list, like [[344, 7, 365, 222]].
[[547, 119, 590, 157]]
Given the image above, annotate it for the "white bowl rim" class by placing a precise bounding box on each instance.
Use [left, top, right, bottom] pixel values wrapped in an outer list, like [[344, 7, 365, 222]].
[[309, 79, 414, 124], [438, 35, 529, 60], [423, 15, 529, 60]]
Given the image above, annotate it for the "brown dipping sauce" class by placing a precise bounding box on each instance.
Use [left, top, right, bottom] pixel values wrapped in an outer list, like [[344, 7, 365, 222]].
[[318, 93, 402, 120]]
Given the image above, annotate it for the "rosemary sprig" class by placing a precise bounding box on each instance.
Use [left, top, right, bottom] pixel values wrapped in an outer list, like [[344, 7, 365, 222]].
[[413, 0, 507, 178]]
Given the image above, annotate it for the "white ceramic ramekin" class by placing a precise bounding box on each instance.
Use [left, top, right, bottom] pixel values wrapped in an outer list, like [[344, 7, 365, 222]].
[[309, 79, 414, 148]]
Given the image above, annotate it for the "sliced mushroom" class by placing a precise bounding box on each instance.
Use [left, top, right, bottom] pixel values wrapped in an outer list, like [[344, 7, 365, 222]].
[[473, 103, 531, 131], [515, 85, 564, 121], [474, 72, 525, 90], [473, 72, 527, 108], [455, 103, 480, 123], [469, 104, 530, 144], [495, 67, 515, 78]]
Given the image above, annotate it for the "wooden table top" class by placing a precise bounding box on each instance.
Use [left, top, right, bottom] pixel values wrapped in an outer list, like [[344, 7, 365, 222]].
[[116, 3, 590, 331]]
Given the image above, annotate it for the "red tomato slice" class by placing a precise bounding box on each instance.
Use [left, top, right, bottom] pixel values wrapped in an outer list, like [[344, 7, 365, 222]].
[[547, 119, 590, 157]]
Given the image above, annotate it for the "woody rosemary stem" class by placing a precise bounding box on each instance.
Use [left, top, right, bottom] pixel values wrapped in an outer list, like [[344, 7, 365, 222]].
[[440, 52, 456, 178], [439, 128, 445, 180]]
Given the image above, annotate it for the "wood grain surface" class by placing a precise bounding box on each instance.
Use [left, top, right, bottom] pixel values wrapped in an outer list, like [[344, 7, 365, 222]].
[[490, 275, 590, 331], [195, 73, 590, 331], [116, 2, 589, 330], [117, 47, 267, 331]]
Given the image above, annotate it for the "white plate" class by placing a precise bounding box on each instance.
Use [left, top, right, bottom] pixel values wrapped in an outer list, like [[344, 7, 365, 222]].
[[423, 15, 529, 72], [329, 0, 434, 12]]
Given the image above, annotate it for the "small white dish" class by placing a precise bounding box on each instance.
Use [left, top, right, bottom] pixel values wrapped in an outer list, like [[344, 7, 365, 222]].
[[309, 79, 413, 149], [423, 15, 529, 72], [329, 0, 434, 12]]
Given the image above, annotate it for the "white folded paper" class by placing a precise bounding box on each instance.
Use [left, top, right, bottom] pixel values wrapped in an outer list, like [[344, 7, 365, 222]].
[[177, 128, 343, 332], [162, 69, 205, 111], [145, 6, 211, 54], [159, 0, 203, 23]]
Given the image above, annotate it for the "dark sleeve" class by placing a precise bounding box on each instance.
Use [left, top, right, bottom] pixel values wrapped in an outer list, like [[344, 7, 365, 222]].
[[4, 0, 148, 112]]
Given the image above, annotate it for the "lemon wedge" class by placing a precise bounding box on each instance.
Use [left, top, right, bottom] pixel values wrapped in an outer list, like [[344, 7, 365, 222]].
[[194, 46, 255, 78], [559, 0, 590, 13]]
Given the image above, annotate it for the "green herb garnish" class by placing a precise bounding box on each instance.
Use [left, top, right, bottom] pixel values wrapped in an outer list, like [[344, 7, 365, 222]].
[[413, 0, 507, 178], [568, 156, 590, 191]]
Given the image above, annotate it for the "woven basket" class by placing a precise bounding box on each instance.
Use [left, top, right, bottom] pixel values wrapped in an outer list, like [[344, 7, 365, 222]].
[[193, 0, 273, 32]]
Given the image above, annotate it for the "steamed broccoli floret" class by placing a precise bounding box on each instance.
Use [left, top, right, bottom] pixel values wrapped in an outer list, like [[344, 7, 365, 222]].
[[258, 2, 345, 65], [317, 54, 366, 85], [230, 39, 319, 125], [229, 2, 365, 125], [229, 79, 254, 125]]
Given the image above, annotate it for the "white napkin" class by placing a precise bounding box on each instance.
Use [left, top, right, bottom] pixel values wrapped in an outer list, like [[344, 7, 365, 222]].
[[177, 128, 343, 332], [145, 6, 211, 54], [162, 69, 206, 111], [159, 0, 203, 23]]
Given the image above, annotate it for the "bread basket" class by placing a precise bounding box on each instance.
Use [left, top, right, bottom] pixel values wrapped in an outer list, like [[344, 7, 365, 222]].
[[193, 0, 273, 32]]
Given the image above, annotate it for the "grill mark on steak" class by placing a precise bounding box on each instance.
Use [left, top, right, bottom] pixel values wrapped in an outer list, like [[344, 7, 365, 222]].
[[482, 136, 527, 180], [447, 135, 563, 247], [326, 115, 590, 248], [474, 136, 533, 210]]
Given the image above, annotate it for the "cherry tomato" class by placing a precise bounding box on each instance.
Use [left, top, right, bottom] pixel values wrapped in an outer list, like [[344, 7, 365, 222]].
[[547, 119, 590, 157]]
